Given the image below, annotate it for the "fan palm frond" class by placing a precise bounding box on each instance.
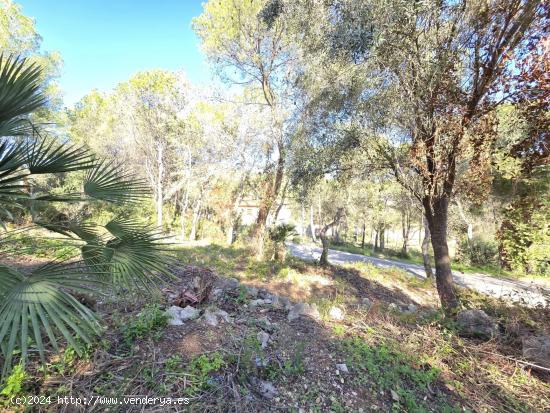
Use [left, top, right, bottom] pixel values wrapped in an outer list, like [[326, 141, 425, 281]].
[[0, 55, 46, 137], [27, 138, 95, 174], [81, 218, 174, 288], [84, 161, 150, 204], [0, 262, 103, 376]]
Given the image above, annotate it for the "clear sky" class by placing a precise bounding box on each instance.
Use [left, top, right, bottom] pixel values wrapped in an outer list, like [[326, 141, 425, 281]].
[[18, 0, 211, 106]]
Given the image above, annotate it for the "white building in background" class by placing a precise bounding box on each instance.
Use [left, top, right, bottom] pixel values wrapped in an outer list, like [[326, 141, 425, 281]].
[[237, 199, 293, 226]]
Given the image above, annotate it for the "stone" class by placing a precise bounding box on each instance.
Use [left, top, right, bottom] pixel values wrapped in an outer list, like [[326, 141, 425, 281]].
[[179, 305, 200, 321], [407, 304, 418, 313], [390, 390, 400, 402], [216, 309, 231, 323], [246, 286, 259, 298], [328, 306, 344, 321], [166, 306, 186, 326], [288, 302, 320, 322], [211, 288, 224, 301], [456, 309, 499, 339], [522, 335, 550, 369], [257, 288, 270, 299], [257, 331, 270, 349], [249, 299, 268, 308], [202, 309, 219, 327], [361, 297, 372, 308], [226, 278, 240, 289], [281, 297, 292, 310], [251, 378, 278, 399], [388, 303, 399, 311], [335, 363, 348, 373], [270, 295, 282, 308]]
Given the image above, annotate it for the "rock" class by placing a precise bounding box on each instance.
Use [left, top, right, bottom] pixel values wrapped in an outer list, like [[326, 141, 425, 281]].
[[335, 363, 348, 373], [226, 278, 240, 289], [522, 335, 550, 369], [328, 306, 344, 321], [251, 378, 278, 400], [270, 295, 282, 308], [192, 276, 201, 290], [165, 306, 187, 326], [280, 296, 292, 310], [202, 308, 232, 326], [388, 303, 399, 311], [288, 302, 320, 322], [249, 299, 268, 307], [257, 331, 270, 349], [179, 305, 200, 321], [167, 317, 184, 326], [258, 288, 270, 299], [202, 309, 219, 327], [361, 297, 372, 308], [456, 309, 499, 339], [246, 286, 259, 298], [211, 288, 224, 301], [166, 305, 201, 325], [404, 303, 418, 313], [390, 390, 400, 402]]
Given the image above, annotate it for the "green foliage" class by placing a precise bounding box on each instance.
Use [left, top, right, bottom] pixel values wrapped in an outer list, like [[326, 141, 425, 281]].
[[498, 197, 550, 276], [0, 56, 173, 378], [268, 223, 297, 243], [121, 304, 168, 347], [456, 238, 498, 267], [185, 352, 226, 396], [0, 364, 27, 398], [342, 337, 451, 412]]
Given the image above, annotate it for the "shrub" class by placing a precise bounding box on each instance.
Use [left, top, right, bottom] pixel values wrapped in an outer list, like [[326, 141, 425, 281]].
[[456, 238, 498, 267]]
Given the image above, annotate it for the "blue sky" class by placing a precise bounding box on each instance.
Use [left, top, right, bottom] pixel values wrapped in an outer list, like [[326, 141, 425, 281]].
[[18, 0, 211, 106]]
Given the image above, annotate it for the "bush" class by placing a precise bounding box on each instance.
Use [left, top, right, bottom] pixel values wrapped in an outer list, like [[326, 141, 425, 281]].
[[456, 238, 498, 267]]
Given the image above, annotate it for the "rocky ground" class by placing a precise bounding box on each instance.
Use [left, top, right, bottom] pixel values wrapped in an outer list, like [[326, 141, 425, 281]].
[[2, 245, 549, 412]]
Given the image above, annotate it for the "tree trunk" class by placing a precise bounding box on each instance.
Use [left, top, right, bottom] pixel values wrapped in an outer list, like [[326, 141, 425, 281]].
[[300, 203, 305, 236], [190, 196, 202, 241], [421, 215, 433, 278], [374, 229, 379, 251], [401, 210, 411, 255], [424, 197, 459, 312], [309, 204, 316, 242], [179, 186, 190, 241], [252, 146, 284, 258], [273, 178, 289, 223], [379, 225, 385, 250], [361, 221, 366, 248], [156, 144, 164, 228], [319, 208, 344, 266]]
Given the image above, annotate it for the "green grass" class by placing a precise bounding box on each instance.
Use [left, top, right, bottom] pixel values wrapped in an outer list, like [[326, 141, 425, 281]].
[[327, 241, 524, 279], [0, 231, 80, 260], [120, 304, 168, 348], [341, 337, 462, 413]]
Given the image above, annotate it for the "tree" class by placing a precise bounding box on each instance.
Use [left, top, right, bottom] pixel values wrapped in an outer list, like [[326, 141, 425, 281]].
[[0, 0, 63, 115], [193, 0, 298, 257], [0, 57, 171, 376], [281, 0, 544, 312], [319, 207, 345, 266]]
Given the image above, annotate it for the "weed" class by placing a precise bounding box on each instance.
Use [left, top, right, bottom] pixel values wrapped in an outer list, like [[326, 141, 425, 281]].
[[0, 365, 28, 399], [121, 304, 168, 347], [341, 337, 460, 412], [282, 342, 305, 377], [185, 352, 226, 396]]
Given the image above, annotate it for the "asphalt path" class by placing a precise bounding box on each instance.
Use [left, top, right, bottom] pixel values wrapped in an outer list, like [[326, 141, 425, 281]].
[[287, 243, 549, 307]]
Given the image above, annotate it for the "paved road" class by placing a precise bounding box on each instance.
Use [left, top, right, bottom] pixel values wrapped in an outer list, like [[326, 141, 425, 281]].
[[287, 243, 550, 307]]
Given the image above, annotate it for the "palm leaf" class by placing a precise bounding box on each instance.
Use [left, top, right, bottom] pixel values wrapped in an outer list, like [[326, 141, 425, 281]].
[[84, 161, 150, 204], [0, 262, 102, 376], [27, 138, 95, 174], [82, 218, 174, 288], [0, 55, 46, 137]]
